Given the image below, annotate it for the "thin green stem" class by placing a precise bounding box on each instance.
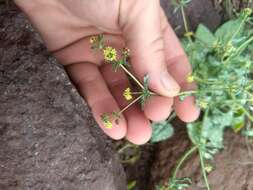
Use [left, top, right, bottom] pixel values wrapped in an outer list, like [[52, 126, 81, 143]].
[[118, 95, 142, 115], [230, 93, 253, 122], [131, 92, 143, 95], [229, 16, 247, 43], [133, 91, 156, 96], [177, 90, 197, 97], [180, 5, 189, 32], [235, 36, 253, 55], [223, 98, 253, 103], [193, 76, 223, 85], [199, 150, 211, 190], [118, 143, 137, 154], [239, 105, 253, 122], [245, 82, 253, 90], [180, 5, 192, 42], [120, 64, 144, 89], [172, 146, 198, 180], [167, 111, 177, 122], [225, 36, 253, 63]]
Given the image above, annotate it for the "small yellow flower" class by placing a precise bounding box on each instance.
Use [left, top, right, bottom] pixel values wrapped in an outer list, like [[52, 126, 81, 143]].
[[104, 120, 113, 129], [101, 114, 113, 129], [123, 88, 133, 101], [225, 42, 236, 56], [103, 46, 117, 62], [186, 74, 194, 83], [243, 8, 252, 17], [199, 100, 208, 109], [90, 35, 104, 49], [122, 48, 130, 58], [204, 164, 213, 173], [184, 31, 194, 38], [90, 36, 98, 45]]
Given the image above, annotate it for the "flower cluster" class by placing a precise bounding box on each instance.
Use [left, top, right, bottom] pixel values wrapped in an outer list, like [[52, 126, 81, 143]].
[[123, 88, 133, 101], [103, 46, 117, 62], [90, 35, 153, 129]]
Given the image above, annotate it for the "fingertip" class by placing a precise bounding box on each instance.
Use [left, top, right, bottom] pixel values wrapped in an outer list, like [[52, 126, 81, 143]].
[[92, 100, 127, 140], [144, 96, 173, 122], [96, 114, 127, 140], [125, 107, 152, 145], [148, 71, 181, 98], [67, 63, 127, 140], [174, 96, 200, 123]]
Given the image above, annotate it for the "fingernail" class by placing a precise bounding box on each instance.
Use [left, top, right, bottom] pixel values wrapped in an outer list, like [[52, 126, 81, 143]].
[[160, 71, 180, 97]]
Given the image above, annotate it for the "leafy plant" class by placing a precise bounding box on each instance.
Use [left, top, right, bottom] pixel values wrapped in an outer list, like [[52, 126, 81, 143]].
[[151, 121, 174, 143], [127, 181, 137, 190], [90, 4, 253, 189], [155, 5, 253, 190], [90, 36, 154, 129]]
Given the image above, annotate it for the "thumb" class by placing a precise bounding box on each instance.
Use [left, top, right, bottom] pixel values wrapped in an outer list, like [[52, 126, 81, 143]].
[[119, 0, 180, 97]]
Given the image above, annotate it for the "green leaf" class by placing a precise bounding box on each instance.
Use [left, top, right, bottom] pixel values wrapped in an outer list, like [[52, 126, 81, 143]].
[[242, 129, 253, 137], [141, 75, 152, 109], [127, 181, 136, 190], [195, 24, 216, 46], [151, 121, 174, 143], [186, 122, 202, 145], [202, 109, 233, 148], [157, 178, 191, 190], [232, 109, 245, 133], [215, 19, 241, 43]]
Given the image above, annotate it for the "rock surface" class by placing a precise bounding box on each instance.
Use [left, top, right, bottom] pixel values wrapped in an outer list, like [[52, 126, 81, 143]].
[[161, 0, 221, 36], [0, 3, 126, 190], [150, 123, 253, 190]]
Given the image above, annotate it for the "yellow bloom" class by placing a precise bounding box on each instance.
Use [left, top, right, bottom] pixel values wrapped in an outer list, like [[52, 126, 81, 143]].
[[204, 164, 213, 173], [243, 8, 252, 16], [199, 100, 208, 109], [186, 74, 194, 83], [89, 36, 97, 44], [104, 120, 113, 129], [101, 114, 113, 129], [103, 46, 117, 62], [184, 31, 194, 38], [123, 88, 133, 101], [122, 48, 130, 58]]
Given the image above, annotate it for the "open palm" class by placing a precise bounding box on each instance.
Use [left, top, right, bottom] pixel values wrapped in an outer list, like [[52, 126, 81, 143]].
[[15, 0, 199, 144]]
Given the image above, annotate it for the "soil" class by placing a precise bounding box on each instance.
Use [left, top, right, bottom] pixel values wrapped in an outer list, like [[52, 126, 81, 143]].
[[0, 2, 126, 190], [150, 123, 253, 190]]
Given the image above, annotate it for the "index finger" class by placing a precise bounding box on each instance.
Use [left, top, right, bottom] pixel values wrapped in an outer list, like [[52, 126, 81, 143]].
[[161, 10, 200, 122]]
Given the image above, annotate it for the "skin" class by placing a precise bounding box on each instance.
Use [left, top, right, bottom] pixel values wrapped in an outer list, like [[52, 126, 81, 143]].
[[14, 0, 200, 145]]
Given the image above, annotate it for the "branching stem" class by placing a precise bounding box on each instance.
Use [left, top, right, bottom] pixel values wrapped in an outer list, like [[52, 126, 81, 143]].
[[120, 64, 144, 89], [172, 146, 198, 180], [199, 150, 211, 190], [118, 95, 142, 115]]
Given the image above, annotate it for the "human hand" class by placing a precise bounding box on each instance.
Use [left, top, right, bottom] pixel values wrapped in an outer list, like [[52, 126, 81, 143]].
[[15, 0, 200, 144]]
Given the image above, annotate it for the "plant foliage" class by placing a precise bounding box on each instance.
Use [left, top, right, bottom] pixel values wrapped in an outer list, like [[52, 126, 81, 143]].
[[155, 7, 253, 190]]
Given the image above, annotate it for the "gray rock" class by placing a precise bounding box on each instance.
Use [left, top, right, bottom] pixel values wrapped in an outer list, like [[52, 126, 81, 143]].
[[161, 0, 222, 36], [0, 4, 126, 190]]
